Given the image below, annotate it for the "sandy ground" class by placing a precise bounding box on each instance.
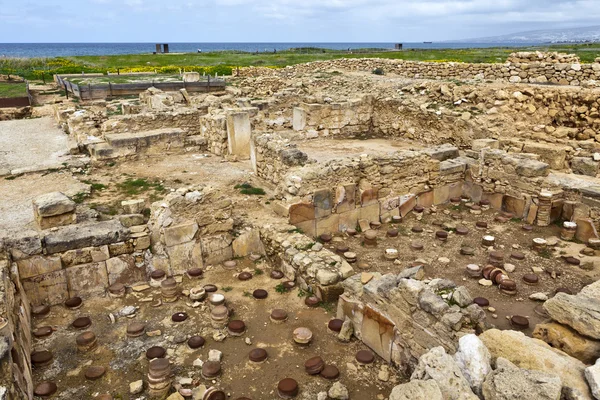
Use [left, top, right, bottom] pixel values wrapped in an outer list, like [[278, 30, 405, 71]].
[[327, 204, 600, 336], [0, 117, 73, 175], [31, 259, 397, 399]]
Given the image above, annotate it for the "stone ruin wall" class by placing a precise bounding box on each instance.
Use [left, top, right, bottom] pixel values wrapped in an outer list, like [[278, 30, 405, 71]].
[[240, 55, 600, 86], [252, 134, 600, 242], [0, 252, 33, 400]]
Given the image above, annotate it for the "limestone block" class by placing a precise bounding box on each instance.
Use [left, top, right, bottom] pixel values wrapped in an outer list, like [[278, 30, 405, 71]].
[[91, 245, 110, 262], [338, 209, 360, 232], [227, 112, 252, 158], [289, 202, 315, 224], [182, 72, 200, 82], [572, 157, 599, 177], [399, 194, 417, 217], [335, 184, 356, 213], [479, 329, 591, 398], [585, 359, 600, 400], [200, 234, 233, 265], [293, 107, 307, 131], [360, 203, 380, 223], [313, 188, 333, 219], [167, 241, 203, 275], [423, 145, 459, 161], [472, 139, 499, 151], [410, 346, 478, 400], [481, 193, 503, 210], [6, 230, 43, 260], [576, 218, 599, 243], [360, 188, 379, 206], [533, 322, 600, 364], [118, 214, 145, 228], [232, 230, 266, 257], [61, 248, 93, 267], [44, 220, 129, 254], [316, 214, 340, 236], [522, 142, 567, 170], [65, 261, 109, 298], [32, 192, 75, 218], [417, 191, 433, 208], [361, 305, 395, 363], [543, 280, 600, 340], [389, 381, 443, 400], [122, 199, 145, 214], [295, 219, 316, 238], [106, 255, 146, 286], [134, 235, 151, 251], [36, 212, 76, 230], [503, 196, 526, 218], [22, 269, 68, 306], [16, 255, 62, 279], [482, 358, 562, 400], [108, 241, 135, 257], [163, 221, 198, 247], [453, 334, 491, 396]]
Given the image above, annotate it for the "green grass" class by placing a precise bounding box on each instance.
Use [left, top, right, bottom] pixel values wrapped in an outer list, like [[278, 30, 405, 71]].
[[234, 183, 266, 196], [117, 178, 166, 196], [0, 82, 27, 98], [3, 43, 600, 81]]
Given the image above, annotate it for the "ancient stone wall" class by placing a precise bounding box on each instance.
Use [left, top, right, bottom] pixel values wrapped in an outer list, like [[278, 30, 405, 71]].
[[240, 57, 600, 86], [251, 133, 309, 185], [292, 98, 373, 137], [337, 273, 487, 372], [2, 221, 141, 307], [0, 253, 33, 399], [259, 221, 354, 301], [101, 109, 207, 137]]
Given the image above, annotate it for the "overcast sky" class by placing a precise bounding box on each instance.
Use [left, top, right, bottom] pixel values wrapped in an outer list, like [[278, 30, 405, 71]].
[[1, 0, 599, 42]]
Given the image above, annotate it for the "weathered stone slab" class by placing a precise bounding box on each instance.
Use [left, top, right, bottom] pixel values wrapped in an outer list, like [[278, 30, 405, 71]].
[[575, 218, 599, 243], [360, 203, 380, 223], [534, 322, 600, 364], [410, 346, 478, 400], [32, 192, 75, 217], [289, 202, 315, 224], [361, 305, 395, 363], [167, 241, 203, 275], [232, 230, 266, 257], [17, 255, 62, 279], [122, 199, 144, 214], [201, 234, 233, 265], [360, 188, 379, 206], [106, 255, 146, 286], [503, 195, 526, 218], [44, 221, 129, 254], [227, 112, 251, 158], [543, 280, 600, 340], [22, 269, 68, 306], [479, 329, 591, 398], [338, 209, 360, 232], [523, 142, 567, 170], [65, 261, 109, 297], [389, 380, 443, 400], [335, 183, 356, 213], [316, 214, 341, 236], [163, 221, 198, 247], [482, 357, 562, 400], [108, 241, 135, 257], [572, 157, 599, 177], [292, 107, 307, 131], [5, 231, 42, 260], [37, 211, 76, 230], [423, 145, 459, 161], [313, 188, 333, 218]]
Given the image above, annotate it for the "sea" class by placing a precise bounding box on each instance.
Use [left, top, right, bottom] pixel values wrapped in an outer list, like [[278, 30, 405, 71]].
[[0, 42, 546, 58]]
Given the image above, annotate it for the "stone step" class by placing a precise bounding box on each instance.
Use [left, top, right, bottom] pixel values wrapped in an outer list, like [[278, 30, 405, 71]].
[[105, 128, 186, 149]]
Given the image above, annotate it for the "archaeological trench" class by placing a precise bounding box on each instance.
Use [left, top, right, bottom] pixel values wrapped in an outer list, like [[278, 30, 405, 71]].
[[3, 52, 600, 399]]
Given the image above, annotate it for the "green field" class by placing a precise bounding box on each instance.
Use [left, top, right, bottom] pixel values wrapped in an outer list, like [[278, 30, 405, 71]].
[[2, 43, 599, 81], [0, 82, 27, 98]]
